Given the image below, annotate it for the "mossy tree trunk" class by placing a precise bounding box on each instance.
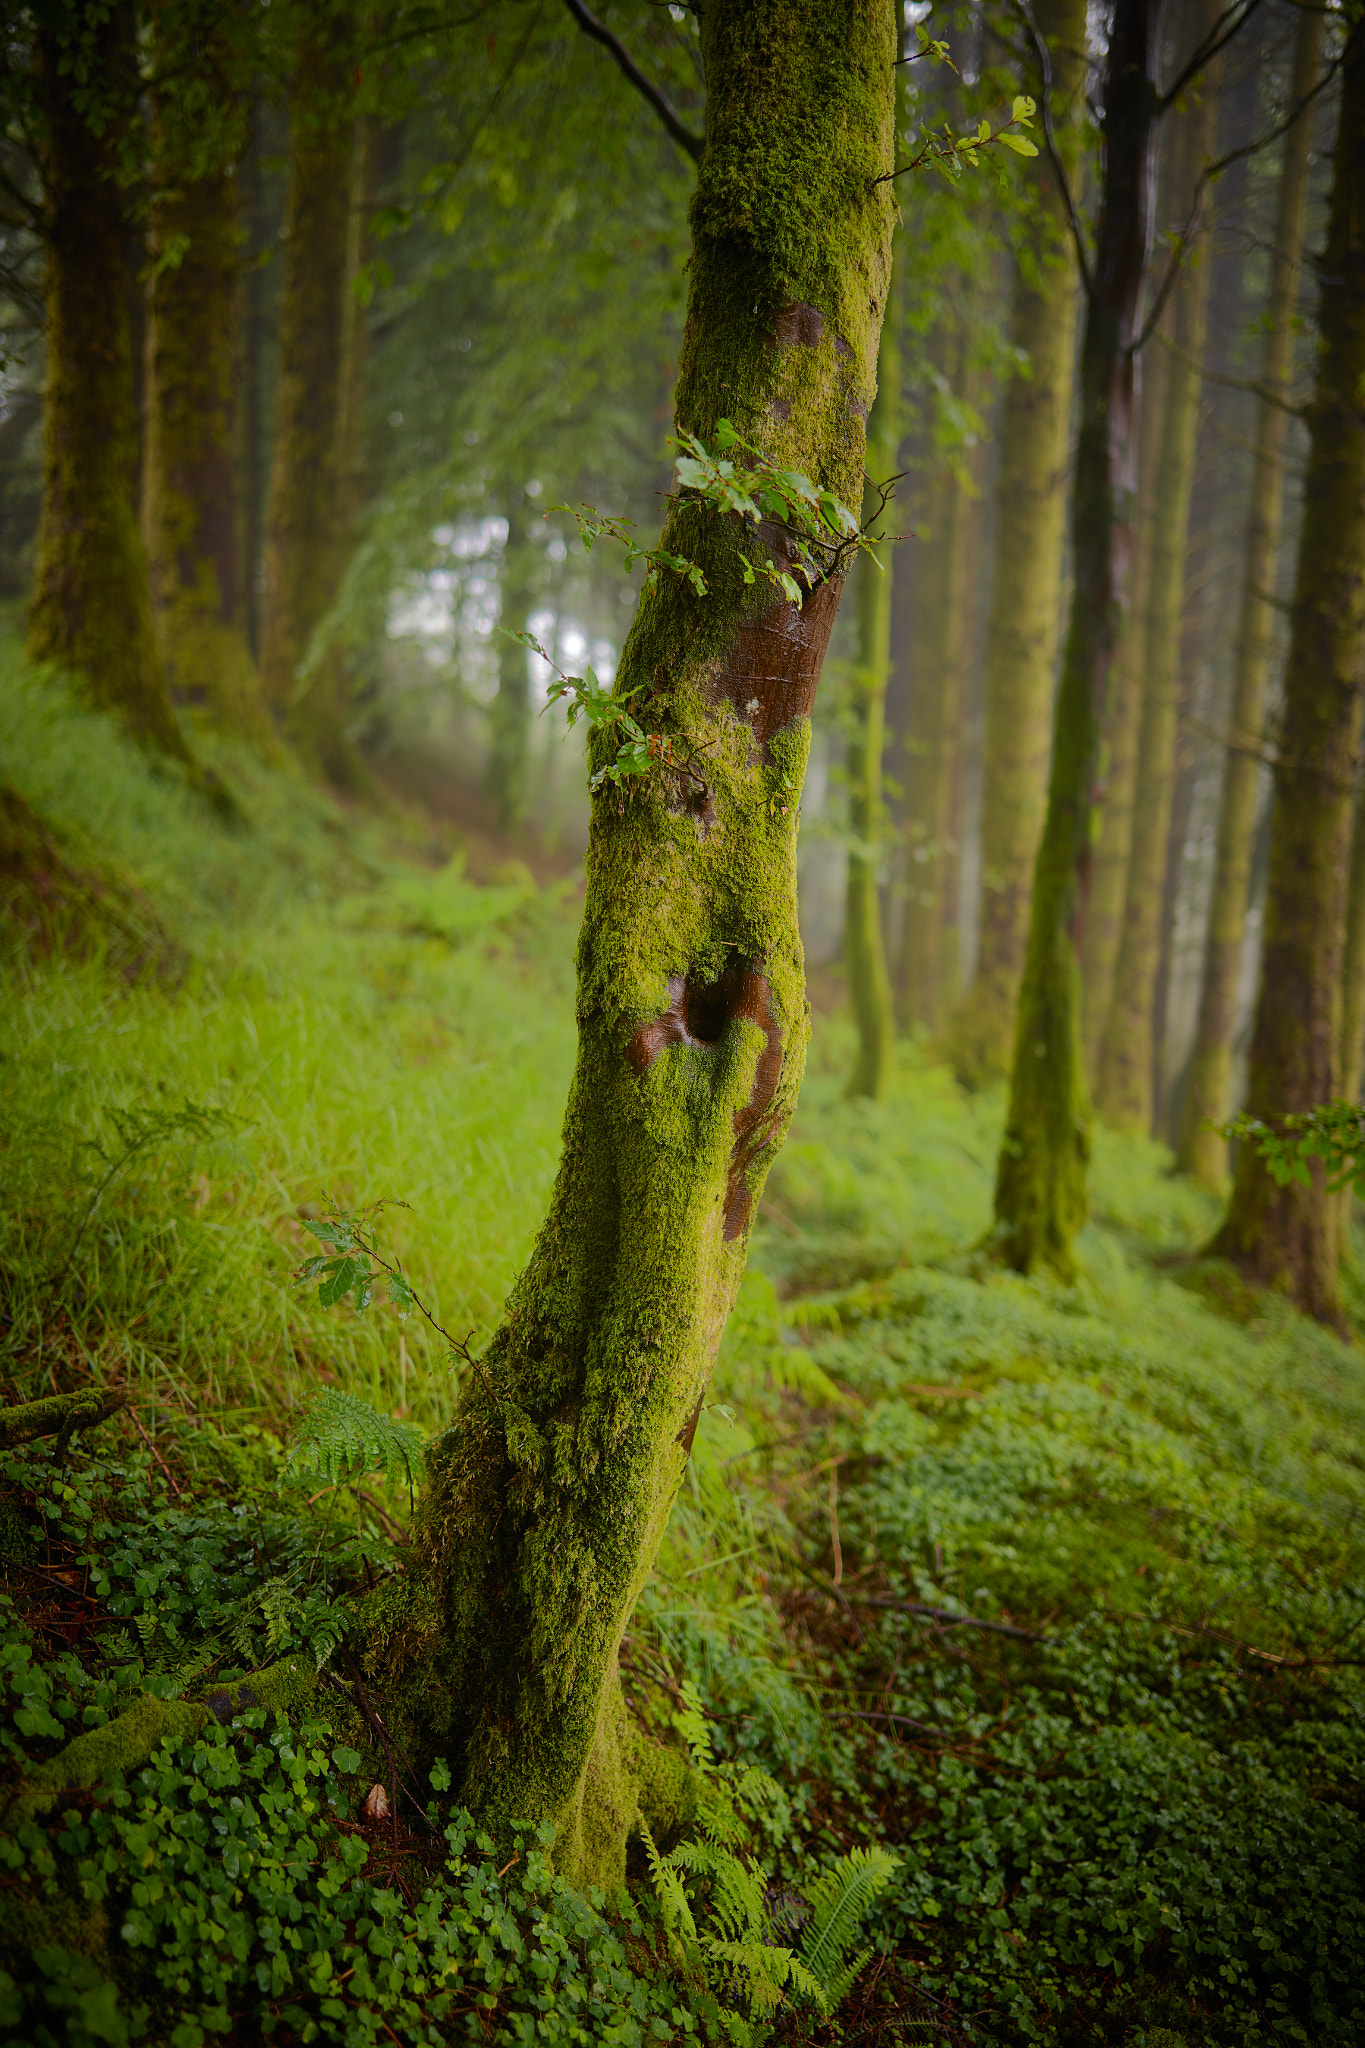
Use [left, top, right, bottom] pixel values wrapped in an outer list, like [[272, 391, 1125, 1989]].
[[1209, 20, 1365, 1330], [26, 5, 197, 774], [142, 4, 277, 755], [489, 506, 540, 835], [1177, 2, 1324, 1184], [1078, 308, 1169, 1076], [993, 0, 1164, 1278], [949, 0, 1087, 1089], [258, 10, 368, 790], [368, 0, 896, 1884], [1095, 10, 1222, 1133], [845, 229, 903, 1100]]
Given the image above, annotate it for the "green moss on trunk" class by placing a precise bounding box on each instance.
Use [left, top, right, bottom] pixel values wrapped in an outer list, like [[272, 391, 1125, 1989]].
[[142, 14, 277, 756], [25, 9, 197, 776], [993, 0, 1164, 1280], [367, 0, 896, 1886], [846, 232, 903, 1101], [258, 13, 368, 791], [1078, 325, 1169, 1078], [1209, 23, 1365, 1330], [1177, 4, 1324, 1185], [950, 0, 1087, 1089], [1096, 13, 1222, 1134]]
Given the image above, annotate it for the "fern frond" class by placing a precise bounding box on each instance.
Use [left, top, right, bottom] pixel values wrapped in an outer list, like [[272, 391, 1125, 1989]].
[[799, 1844, 900, 1999], [286, 1386, 425, 1490], [641, 1821, 699, 1950], [674, 1678, 714, 1773], [703, 1937, 788, 2017]]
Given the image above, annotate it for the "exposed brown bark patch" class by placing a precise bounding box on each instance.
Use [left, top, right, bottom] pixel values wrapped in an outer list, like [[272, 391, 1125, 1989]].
[[707, 577, 841, 754], [674, 1387, 706, 1456]]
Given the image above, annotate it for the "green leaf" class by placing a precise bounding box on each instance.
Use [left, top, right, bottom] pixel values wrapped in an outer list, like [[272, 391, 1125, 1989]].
[[1000, 132, 1039, 156]]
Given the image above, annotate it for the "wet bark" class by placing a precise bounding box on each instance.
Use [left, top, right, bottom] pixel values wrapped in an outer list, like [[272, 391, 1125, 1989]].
[[1177, 2, 1325, 1184], [1095, 8, 1222, 1133], [26, 7, 197, 775], [950, 0, 1087, 1089], [846, 231, 903, 1100], [366, 0, 896, 1883], [994, 0, 1164, 1278], [1210, 21, 1365, 1330], [258, 12, 367, 789]]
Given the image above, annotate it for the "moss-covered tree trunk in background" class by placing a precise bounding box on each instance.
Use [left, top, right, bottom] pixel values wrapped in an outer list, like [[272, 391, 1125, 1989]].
[[142, 8, 277, 756], [365, 0, 896, 1882], [1095, 14, 1222, 1133], [1177, 2, 1324, 1184], [845, 230, 903, 1100], [259, 11, 368, 790], [897, 367, 974, 1036], [1078, 310, 1169, 1075], [1210, 22, 1365, 1330], [993, 0, 1164, 1278], [26, 6, 197, 774], [489, 507, 540, 835], [950, 0, 1087, 1089], [1342, 777, 1365, 1106]]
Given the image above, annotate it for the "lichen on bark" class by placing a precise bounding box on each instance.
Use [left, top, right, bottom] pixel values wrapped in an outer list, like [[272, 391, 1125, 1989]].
[[358, 0, 897, 1884]]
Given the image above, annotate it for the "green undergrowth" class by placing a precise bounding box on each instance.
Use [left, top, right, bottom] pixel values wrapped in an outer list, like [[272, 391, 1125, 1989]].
[[3, 652, 1364, 2044]]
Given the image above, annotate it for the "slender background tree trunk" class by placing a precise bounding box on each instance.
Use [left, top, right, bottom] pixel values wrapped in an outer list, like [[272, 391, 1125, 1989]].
[[993, 0, 1165, 1278], [951, 0, 1087, 1089], [846, 231, 903, 1100], [27, 8, 196, 773], [1210, 21, 1365, 1329], [1096, 13, 1222, 1132], [1177, 2, 1324, 1183]]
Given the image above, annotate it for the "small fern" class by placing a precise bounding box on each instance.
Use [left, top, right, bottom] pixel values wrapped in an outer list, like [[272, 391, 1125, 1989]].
[[286, 1386, 425, 1491], [798, 1844, 900, 2009], [641, 1694, 898, 2042]]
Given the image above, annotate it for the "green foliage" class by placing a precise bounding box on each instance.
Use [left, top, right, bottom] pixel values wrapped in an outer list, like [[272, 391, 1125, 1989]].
[[640, 1696, 895, 2044], [286, 1387, 426, 1496], [1218, 1099, 1365, 1198]]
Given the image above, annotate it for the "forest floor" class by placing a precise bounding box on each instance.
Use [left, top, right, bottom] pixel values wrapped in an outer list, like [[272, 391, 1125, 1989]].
[[1, 646, 1363, 2048]]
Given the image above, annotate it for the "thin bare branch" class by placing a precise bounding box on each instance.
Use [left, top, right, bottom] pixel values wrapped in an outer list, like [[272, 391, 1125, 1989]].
[[563, 0, 702, 162]]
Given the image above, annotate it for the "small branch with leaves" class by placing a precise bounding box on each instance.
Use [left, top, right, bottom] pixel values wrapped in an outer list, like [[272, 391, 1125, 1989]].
[[294, 1199, 497, 1402], [874, 93, 1039, 188], [504, 629, 711, 801], [1215, 1102, 1365, 1200]]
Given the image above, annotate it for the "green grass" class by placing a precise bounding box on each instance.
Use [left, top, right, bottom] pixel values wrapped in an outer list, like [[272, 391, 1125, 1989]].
[[2, 647, 1363, 2046]]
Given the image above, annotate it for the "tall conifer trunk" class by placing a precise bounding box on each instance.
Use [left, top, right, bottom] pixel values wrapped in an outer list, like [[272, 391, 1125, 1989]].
[[142, 7, 275, 754], [950, 0, 1087, 1088], [846, 231, 903, 1099], [26, 5, 196, 773], [994, 0, 1164, 1277], [367, 0, 896, 1882], [259, 12, 366, 788], [1209, 21, 1365, 1329], [1095, 11, 1222, 1132], [1177, 3, 1324, 1183], [489, 507, 539, 834]]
